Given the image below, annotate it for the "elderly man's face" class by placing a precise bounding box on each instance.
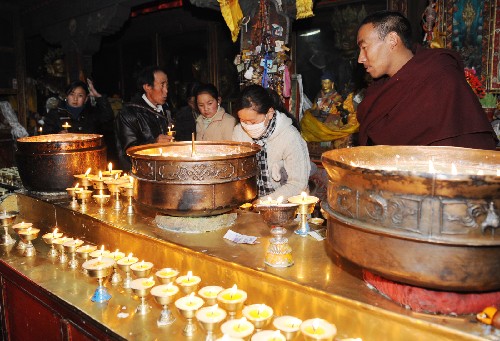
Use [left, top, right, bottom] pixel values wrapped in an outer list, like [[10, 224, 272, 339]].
[[144, 71, 168, 106]]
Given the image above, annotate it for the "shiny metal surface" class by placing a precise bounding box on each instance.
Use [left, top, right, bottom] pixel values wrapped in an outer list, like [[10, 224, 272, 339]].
[[127, 142, 260, 216], [0, 193, 495, 340], [322, 146, 500, 291], [15, 133, 107, 191]]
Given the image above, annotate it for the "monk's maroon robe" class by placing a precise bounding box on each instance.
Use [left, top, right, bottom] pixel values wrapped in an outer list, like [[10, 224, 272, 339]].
[[357, 46, 497, 150]]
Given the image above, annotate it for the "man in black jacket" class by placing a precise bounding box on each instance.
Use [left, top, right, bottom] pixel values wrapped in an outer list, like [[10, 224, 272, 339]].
[[115, 66, 174, 170]]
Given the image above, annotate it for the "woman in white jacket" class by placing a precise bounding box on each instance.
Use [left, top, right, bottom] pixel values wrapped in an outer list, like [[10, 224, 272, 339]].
[[232, 85, 311, 201]]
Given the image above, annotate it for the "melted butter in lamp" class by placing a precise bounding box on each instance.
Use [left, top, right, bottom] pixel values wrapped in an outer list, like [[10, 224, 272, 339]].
[[300, 318, 337, 339], [218, 284, 247, 302], [220, 317, 254, 338]]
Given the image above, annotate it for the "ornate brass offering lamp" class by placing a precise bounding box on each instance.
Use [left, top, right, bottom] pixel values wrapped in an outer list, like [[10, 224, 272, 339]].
[[12, 221, 32, 250], [175, 270, 201, 295], [66, 183, 82, 209], [108, 249, 125, 285], [119, 179, 134, 215], [216, 285, 247, 320], [75, 189, 93, 212], [42, 228, 63, 257], [130, 276, 155, 314], [155, 267, 179, 285], [198, 286, 224, 306], [93, 190, 110, 214], [82, 256, 114, 303], [242, 304, 273, 332], [74, 168, 93, 190], [53, 237, 73, 263], [150, 282, 179, 325], [254, 197, 298, 268], [76, 244, 97, 275], [288, 192, 319, 236], [105, 178, 123, 211], [273, 316, 302, 341], [130, 260, 153, 278], [101, 162, 122, 178], [196, 304, 227, 341], [0, 210, 17, 246], [175, 292, 205, 336], [117, 253, 139, 289], [91, 171, 111, 192], [299, 318, 337, 341], [63, 239, 84, 269], [17, 227, 40, 257], [220, 317, 254, 339]]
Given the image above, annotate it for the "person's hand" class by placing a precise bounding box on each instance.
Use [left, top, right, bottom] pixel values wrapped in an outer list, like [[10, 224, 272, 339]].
[[156, 134, 174, 143], [87, 78, 102, 98]]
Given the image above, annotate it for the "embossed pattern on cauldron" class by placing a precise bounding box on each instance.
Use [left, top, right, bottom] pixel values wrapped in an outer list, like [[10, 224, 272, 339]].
[[16, 134, 107, 192], [322, 146, 500, 291], [127, 142, 260, 216]]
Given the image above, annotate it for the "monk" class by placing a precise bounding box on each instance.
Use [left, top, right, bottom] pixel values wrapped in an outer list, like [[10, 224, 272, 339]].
[[356, 11, 497, 150]]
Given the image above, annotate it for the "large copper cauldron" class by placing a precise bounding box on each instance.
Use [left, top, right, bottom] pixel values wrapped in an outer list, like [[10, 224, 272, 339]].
[[127, 141, 260, 216], [322, 146, 500, 292], [16, 134, 107, 192]]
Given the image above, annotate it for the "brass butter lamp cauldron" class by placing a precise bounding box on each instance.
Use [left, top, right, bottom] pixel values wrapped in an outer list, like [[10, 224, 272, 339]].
[[42, 228, 63, 258], [117, 254, 139, 289], [195, 304, 227, 341]]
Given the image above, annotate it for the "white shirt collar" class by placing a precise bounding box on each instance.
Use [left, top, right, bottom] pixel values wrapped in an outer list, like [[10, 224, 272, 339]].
[[142, 94, 163, 112]]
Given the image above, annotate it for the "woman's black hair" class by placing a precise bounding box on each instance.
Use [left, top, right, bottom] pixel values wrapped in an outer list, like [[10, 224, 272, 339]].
[[235, 84, 273, 115], [65, 80, 89, 96], [194, 83, 219, 100], [236, 84, 300, 131]]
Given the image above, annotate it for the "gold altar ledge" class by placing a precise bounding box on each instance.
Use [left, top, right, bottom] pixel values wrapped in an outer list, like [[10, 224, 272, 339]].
[[0, 192, 493, 340]]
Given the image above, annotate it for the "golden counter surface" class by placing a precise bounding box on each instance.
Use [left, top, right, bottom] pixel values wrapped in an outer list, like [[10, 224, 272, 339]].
[[0, 192, 495, 340]]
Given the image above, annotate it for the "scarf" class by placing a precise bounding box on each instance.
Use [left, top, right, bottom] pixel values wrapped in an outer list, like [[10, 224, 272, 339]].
[[65, 104, 84, 120], [252, 113, 277, 197]]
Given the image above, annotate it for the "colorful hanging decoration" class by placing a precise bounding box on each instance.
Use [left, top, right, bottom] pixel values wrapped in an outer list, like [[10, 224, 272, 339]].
[[218, 0, 244, 42], [296, 0, 314, 19], [234, 0, 291, 99]]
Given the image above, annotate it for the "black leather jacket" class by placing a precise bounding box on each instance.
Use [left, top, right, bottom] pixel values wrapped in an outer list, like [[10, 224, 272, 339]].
[[114, 96, 172, 170]]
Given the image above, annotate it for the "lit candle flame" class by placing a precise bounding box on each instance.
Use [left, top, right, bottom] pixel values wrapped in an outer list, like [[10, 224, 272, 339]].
[[127, 252, 133, 259], [209, 304, 219, 316], [187, 270, 192, 280], [52, 228, 58, 237], [129, 177, 133, 184], [188, 292, 195, 304], [276, 196, 284, 205], [84, 168, 91, 177], [312, 319, 320, 332], [108, 162, 112, 173], [114, 173, 118, 180], [159, 148, 163, 155], [229, 284, 238, 299], [75, 183, 79, 189], [301, 192, 307, 202], [98, 170, 102, 180], [100, 245, 105, 255]]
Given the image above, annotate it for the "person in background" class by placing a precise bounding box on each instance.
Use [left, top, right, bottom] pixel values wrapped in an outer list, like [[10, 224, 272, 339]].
[[232, 84, 311, 201], [115, 65, 173, 170], [195, 83, 236, 141], [356, 11, 496, 149], [43, 79, 113, 134], [174, 82, 199, 141]]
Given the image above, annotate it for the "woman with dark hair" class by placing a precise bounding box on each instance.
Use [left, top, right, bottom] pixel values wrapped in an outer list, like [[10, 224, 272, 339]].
[[232, 84, 311, 200], [195, 83, 236, 141], [44, 79, 114, 134]]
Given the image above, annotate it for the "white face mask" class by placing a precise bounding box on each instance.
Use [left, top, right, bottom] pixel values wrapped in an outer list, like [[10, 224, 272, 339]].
[[241, 115, 268, 139]]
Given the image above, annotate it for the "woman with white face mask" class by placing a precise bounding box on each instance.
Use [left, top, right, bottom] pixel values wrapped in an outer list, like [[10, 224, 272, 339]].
[[195, 83, 236, 141], [232, 85, 311, 201]]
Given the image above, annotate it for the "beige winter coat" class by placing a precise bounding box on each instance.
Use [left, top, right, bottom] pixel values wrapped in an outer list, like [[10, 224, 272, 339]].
[[196, 107, 236, 141]]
